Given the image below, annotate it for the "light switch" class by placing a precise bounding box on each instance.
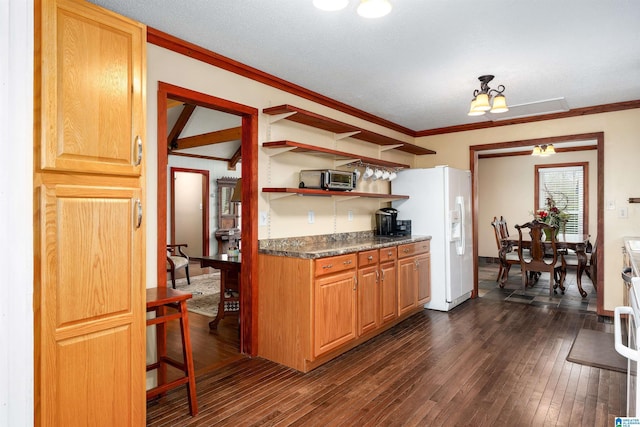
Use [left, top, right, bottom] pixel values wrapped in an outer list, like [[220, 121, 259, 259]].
[[259, 211, 268, 226], [607, 200, 615, 210], [308, 210, 315, 224], [348, 210, 353, 221]]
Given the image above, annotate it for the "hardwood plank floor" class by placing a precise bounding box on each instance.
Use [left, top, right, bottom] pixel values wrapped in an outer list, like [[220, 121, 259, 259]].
[[148, 263, 625, 426]]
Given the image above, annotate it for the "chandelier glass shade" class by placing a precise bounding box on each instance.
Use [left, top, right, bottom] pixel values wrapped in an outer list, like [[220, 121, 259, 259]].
[[531, 144, 556, 156], [468, 75, 509, 116], [313, 0, 392, 18]]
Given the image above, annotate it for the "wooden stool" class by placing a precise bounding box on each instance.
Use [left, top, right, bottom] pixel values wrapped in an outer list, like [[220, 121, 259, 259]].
[[146, 287, 198, 416]]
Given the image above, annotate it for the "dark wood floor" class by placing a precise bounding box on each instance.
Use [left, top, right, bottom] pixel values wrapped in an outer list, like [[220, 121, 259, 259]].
[[148, 264, 625, 426]]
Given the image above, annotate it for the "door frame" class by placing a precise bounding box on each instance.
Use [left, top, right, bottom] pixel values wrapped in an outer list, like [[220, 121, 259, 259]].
[[469, 132, 605, 315], [170, 167, 210, 256], [157, 81, 258, 355]]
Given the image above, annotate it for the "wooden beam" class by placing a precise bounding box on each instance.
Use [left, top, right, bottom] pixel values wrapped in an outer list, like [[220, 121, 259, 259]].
[[175, 126, 242, 150], [169, 152, 231, 162], [168, 103, 196, 150], [229, 146, 241, 170]]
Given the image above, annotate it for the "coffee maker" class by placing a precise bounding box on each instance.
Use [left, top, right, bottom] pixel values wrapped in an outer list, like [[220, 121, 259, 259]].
[[375, 207, 398, 236]]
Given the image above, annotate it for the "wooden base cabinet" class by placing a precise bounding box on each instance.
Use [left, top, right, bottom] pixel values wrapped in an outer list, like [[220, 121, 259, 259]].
[[398, 241, 431, 316], [258, 241, 428, 373]]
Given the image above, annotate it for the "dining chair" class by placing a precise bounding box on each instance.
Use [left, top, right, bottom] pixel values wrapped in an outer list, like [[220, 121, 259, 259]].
[[515, 220, 566, 297], [167, 243, 191, 289], [491, 216, 519, 285]]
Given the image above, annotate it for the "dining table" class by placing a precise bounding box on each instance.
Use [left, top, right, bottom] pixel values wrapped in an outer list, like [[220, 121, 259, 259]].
[[502, 233, 591, 297], [191, 254, 241, 330]]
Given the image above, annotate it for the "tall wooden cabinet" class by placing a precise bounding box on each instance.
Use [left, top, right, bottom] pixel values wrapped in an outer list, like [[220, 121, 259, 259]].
[[34, 0, 147, 425]]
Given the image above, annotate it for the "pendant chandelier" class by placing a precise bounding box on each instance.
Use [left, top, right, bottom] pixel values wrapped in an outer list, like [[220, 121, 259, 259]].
[[313, 0, 392, 18], [531, 144, 556, 156], [467, 75, 509, 116]]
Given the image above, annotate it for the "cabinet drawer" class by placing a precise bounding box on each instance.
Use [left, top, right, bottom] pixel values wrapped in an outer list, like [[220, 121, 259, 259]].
[[379, 247, 397, 263], [398, 241, 430, 258], [315, 253, 357, 277], [358, 249, 379, 267]]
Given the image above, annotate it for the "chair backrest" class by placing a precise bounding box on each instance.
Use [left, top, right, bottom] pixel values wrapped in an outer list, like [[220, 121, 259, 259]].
[[515, 220, 560, 270], [490, 216, 509, 250]]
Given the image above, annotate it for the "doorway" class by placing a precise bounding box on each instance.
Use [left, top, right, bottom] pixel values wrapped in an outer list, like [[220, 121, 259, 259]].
[[469, 132, 605, 315], [157, 81, 258, 356], [170, 168, 209, 256]]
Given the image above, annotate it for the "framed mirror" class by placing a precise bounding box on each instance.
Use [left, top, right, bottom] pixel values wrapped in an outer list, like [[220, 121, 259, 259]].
[[217, 177, 238, 229]]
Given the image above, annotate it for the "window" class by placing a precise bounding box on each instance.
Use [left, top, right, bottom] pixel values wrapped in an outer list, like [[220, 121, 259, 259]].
[[535, 163, 588, 234]]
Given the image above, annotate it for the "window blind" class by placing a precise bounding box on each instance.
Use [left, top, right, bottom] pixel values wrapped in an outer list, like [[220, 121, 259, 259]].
[[538, 166, 585, 234]]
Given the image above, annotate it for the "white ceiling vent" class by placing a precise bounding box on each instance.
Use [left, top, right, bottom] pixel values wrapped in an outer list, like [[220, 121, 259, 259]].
[[489, 97, 570, 121]]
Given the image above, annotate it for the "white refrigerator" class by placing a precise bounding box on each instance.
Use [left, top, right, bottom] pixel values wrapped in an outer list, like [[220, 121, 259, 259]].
[[392, 166, 474, 311]]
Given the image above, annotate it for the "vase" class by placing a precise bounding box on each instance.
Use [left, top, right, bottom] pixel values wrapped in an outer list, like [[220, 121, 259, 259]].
[[543, 227, 558, 241]]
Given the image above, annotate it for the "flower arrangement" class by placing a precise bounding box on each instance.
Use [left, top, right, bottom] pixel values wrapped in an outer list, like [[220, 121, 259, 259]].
[[534, 194, 571, 229]]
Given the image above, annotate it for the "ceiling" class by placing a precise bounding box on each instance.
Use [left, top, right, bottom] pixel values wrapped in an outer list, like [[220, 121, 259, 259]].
[[90, 0, 640, 133]]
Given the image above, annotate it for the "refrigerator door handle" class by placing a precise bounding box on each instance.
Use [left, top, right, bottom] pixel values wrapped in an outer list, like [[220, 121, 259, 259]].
[[455, 196, 465, 255]]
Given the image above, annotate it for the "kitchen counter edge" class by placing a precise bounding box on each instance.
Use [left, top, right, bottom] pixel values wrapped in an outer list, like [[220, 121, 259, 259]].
[[258, 235, 431, 259]]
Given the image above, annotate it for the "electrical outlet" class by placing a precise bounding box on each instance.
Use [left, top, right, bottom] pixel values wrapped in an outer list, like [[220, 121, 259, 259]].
[[607, 200, 616, 210], [619, 207, 628, 219], [308, 210, 315, 224], [348, 210, 353, 221]]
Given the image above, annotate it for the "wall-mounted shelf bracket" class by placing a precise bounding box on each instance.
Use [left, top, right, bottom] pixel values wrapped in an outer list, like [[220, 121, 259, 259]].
[[379, 144, 403, 152], [333, 195, 361, 202], [335, 131, 361, 140], [334, 158, 360, 168], [268, 111, 297, 124], [262, 146, 296, 157]]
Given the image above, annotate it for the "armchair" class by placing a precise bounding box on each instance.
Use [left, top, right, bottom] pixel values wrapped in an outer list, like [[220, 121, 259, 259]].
[[167, 244, 190, 289]]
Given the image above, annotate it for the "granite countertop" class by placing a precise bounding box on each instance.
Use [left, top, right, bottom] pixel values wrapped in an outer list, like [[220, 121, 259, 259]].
[[259, 232, 431, 259], [625, 237, 640, 276]]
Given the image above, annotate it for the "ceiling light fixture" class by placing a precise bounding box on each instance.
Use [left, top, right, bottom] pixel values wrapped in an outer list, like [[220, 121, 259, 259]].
[[531, 144, 556, 157], [467, 75, 509, 116], [313, 0, 392, 18]]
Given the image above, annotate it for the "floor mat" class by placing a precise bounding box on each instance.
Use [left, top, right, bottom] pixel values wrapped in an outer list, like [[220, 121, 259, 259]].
[[567, 329, 627, 373]]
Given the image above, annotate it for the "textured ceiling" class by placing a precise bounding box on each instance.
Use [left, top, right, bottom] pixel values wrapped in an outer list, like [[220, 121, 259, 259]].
[[90, 0, 640, 132]]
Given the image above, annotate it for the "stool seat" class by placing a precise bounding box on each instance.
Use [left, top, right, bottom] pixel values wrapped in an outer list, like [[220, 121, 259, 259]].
[[146, 287, 198, 416]]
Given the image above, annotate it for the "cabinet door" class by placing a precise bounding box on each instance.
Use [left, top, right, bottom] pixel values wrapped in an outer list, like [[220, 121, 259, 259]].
[[357, 265, 379, 336], [314, 271, 357, 357], [379, 261, 397, 324], [416, 253, 431, 305], [37, 183, 144, 426], [397, 257, 417, 316], [39, 0, 145, 176]]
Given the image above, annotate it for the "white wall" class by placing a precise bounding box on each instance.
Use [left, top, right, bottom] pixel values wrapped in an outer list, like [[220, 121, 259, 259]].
[[478, 149, 598, 258], [0, 0, 34, 425], [414, 110, 640, 311]]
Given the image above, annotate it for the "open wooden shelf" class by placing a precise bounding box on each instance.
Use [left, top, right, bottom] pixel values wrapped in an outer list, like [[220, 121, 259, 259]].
[[262, 187, 410, 201], [262, 140, 411, 169], [263, 104, 436, 156]]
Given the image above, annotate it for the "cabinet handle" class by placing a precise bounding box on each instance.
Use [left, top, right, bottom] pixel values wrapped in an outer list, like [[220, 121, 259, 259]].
[[414, 260, 419, 271], [343, 260, 352, 265], [134, 135, 143, 166], [322, 264, 333, 269], [353, 274, 357, 290], [134, 198, 142, 229], [387, 250, 393, 257], [367, 255, 373, 261], [403, 248, 410, 253], [375, 270, 379, 283], [381, 269, 385, 281]]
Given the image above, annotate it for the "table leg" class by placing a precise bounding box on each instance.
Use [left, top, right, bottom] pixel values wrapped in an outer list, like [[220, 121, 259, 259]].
[[576, 250, 588, 298], [209, 272, 226, 330]]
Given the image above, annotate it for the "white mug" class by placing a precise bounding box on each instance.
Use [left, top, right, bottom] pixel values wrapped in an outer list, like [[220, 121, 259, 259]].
[[388, 171, 397, 181], [363, 166, 374, 179], [354, 168, 361, 180], [382, 170, 390, 180], [374, 169, 383, 179]]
